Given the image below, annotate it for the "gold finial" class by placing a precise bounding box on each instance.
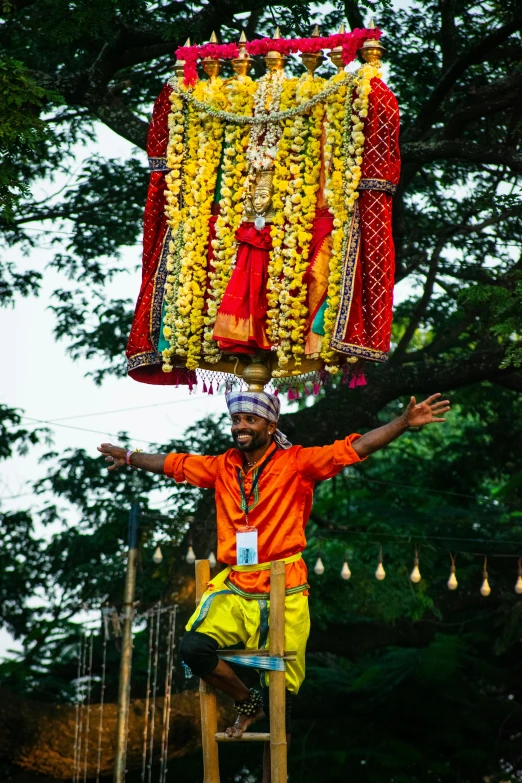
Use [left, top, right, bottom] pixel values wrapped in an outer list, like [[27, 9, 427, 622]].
[[232, 30, 253, 76], [359, 32, 385, 64], [329, 23, 346, 72], [203, 32, 221, 81], [265, 26, 286, 72], [174, 38, 193, 78], [368, 18, 376, 29], [243, 362, 272, 392], [301, 24, 324, 76]]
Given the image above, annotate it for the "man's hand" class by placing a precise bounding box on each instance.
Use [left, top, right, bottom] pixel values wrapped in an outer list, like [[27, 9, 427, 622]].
[[97, 443, 127, 471], [402, 393, 450, 428], [352, 392, 451, 459]]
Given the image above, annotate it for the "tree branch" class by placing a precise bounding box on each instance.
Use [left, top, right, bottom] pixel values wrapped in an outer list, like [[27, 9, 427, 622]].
[[280, 348, 508, 445], [404, 14, 522, 142]]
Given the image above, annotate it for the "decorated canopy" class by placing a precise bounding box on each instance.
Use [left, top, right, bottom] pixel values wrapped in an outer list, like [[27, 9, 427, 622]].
[[126, 26, 400, 393]]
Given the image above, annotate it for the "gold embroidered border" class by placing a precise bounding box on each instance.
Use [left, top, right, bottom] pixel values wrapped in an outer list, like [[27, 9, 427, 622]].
[[329, 201, 388, 363], [148, 156, 170, 172], [149, 227, 171, 349], [357, 177, 397, 195]]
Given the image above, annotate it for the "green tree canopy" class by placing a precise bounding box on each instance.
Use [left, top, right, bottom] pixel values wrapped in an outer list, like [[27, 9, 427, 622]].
[[2, 0, 522, 780]]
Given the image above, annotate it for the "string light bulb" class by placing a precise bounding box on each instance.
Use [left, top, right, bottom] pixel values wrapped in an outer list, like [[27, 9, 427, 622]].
[[208, 551, 217, 568], [480, 557, 491, 596], [375, 548, 386, 581], [314, 557, 325, 575], [152, 546, 163, 564], [410, 550, 421, 583], [448, 555, 458, 590], [516, 559, 522, 594], [186, 545, 196, 565], [341, 561, 351, 580]]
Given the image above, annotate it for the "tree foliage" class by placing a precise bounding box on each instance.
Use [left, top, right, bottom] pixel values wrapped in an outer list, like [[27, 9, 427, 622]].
[[2, 0, 522, 780]]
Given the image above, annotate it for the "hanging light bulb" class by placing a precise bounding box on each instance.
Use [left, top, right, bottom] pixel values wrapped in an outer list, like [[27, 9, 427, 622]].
[[208, 551, 217, 569], [516, 559, 522, 594], [186, 545, 196, 565], [375, 549, 385, 581], [314, 557, 325, 575], [410, 550, 421, 583], [447, 555, 458, 590], [480, 557, 491, 597], [341, 561, 351, 580], [152, 546, 163, 564]]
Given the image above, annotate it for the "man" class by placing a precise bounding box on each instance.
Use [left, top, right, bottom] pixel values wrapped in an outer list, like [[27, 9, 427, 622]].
[[98, 390, 449, 779]]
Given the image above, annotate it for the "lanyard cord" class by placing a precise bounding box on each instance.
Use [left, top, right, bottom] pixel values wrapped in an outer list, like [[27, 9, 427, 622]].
[[236, 445, 279, 518]]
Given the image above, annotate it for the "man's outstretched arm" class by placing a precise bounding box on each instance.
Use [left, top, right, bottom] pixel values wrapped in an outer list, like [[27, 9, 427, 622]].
[[97, 444, 167, 474], [351, 393, 450, 459]]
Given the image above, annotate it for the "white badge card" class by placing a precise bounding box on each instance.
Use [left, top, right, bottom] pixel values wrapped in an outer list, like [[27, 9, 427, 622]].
[[236, 527, 258, 565]]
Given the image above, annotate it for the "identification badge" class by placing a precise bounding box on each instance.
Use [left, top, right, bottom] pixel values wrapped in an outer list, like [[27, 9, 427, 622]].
[[236, 526, 258, 565]]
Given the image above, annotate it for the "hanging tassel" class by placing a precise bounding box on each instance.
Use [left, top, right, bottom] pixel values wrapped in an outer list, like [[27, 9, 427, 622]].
[[355, 373, 367, 387], [313, 381, 321, 396], [209, 382, 214, 395], [273, 387, 279, 396], [341, 364, 350, 385], [202, 381, 207, 393], [287, 388, 297, 401], [304, 383, 311, 396]]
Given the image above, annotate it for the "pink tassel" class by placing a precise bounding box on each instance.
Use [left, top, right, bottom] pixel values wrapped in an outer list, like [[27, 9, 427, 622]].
[[304, 384, 310, 396], [348, 376, 357, 389], [273, 387, 279, 396], [287, 388, 297, 401], [313, 382, 321, 396], [202, 381, 207, 393], [356, 373, 367, 387], [209, 382, 214, 395]]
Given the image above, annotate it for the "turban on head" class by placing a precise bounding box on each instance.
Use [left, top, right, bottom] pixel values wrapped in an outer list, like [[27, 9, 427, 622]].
[[225, 391, 292, 450]]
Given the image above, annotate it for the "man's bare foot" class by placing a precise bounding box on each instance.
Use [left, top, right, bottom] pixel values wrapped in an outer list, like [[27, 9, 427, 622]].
[[225, 705, 265, 738]]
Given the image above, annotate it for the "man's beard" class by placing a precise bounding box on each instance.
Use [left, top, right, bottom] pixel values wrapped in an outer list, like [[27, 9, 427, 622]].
[[232, 429, 270, 452]]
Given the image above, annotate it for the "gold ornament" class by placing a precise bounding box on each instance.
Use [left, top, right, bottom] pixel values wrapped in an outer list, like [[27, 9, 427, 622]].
[[410, 551, 421, 583], [375, 549, 386, 580], [448, 556, 458, 590], [341, 561, 351, 580], [153, 546, 163, 564], [480, 558, 491, 597]]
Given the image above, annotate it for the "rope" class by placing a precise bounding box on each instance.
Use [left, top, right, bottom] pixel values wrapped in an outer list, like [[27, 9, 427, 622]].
[[217, 652, 286, 671], [95, 612, 109, 783], [82, 634, 94, 783], [161, 606, 177, 783], [141, 610, 154, 783]]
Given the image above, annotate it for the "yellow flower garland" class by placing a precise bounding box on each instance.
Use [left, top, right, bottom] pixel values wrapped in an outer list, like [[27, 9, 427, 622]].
[[162, 78, 226, 371], [266, 77, 298, 357], [202, 75, 257, 363], [274, 74, 325, 371]]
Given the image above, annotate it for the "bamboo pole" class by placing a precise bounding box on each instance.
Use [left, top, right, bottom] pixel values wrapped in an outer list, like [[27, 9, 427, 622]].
[[113, 502, 140, 783], [269, 560, 287, 783], [195, 559, 220, 783]]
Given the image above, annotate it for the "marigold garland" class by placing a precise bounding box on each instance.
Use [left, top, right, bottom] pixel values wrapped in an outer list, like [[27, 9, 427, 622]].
[[202, 75, 257, 363], [162, 78, 226, 371], [161, 60, 382, 376]]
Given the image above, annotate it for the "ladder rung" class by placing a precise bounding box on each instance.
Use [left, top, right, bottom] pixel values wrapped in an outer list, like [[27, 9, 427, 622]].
[[217, 649, 296, 659], [215, 732, 270, 742]]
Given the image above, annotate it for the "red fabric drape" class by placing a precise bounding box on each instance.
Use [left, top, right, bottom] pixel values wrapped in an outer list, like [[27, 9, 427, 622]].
[[213, 223, 273, 352], [126, 84, 195, 385], [331, 78, 401, 361]]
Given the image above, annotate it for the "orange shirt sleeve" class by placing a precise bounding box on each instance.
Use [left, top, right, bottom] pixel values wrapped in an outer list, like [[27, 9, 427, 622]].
[[164, 452, 218, 489], [295, 434, 365, 481]]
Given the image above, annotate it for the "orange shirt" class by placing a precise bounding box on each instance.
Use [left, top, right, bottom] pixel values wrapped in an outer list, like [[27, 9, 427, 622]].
[[164, 435, 363, 596]]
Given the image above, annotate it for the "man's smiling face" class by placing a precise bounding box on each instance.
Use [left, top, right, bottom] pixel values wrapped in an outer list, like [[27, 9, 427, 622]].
[[231, 412, 275, 453]]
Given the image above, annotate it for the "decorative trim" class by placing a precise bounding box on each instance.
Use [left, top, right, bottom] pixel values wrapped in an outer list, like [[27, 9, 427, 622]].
[[127, 350, 162, 373], [190, 589, 233, 632], [358, 177, 397, 195], [330, 203, 360, 352], [150, 227, 171, 349], [224, 578, 310, 600], [148, 156, 170, 172], [330, 202, 388, 363]]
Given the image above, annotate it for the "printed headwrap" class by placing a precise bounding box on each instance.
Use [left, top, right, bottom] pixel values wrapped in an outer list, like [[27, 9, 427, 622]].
[[225, 391, 292, 450]]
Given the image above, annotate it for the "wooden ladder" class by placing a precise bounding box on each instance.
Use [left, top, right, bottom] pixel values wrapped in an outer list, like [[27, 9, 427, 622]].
[[195, 559, 288, 783]]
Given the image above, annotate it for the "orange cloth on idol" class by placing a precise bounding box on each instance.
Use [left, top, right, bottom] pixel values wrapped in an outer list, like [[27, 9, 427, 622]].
[[163, 435, 363, 596]]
